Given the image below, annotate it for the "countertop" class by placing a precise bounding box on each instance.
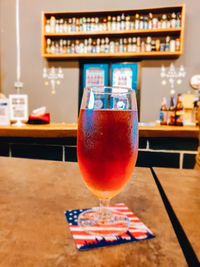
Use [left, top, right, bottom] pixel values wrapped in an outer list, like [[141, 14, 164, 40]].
[[0, 123, 198, 138]]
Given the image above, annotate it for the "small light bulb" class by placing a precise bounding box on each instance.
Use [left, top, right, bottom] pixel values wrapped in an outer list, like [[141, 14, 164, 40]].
[[177, 79, 182, 85], [170, 89, 175, 95], [56, 80, 60, 85], [44, 81, 48, 86], [161, 80, 167, 85]]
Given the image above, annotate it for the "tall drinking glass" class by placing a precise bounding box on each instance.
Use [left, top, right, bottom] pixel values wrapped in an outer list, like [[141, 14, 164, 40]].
[[77, 86, 138, 237]]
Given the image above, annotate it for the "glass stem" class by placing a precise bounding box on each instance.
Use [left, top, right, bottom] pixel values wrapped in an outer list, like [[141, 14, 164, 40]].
[[99, 198, 111, 223]]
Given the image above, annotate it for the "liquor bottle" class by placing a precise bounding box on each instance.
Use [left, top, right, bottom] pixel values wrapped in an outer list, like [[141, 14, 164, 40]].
[[55, 20, 60, 33], [125, 15, 130, 30], [148, 13, 153, 29], [152, 17, 158, 29], [95, 17, 99, 32], [72, 18, 76, 32], [103, 18, 107, 31], [114, 41, 119, 53], [84, 39, 88, 53], [68, 18, 72, 32], [79, 18, 83, 32], [171, 13, 176, 28], [132, 37, 137, 52], [143, 16, 148, 29], [105, 37, 109, 53], [161, 14, 167, 29], [168, 95, 175, 125], [88, 38, 92, 53], [59, 39, 63, 54], [128, 37, 132, 52], [75, 18, 79, 32], [80, 41, 84, 54], [109, 41, 114, 53], [175, 93, 184, 126], [130, 17, 134, 30], [71, 41, 75, 54], [50, 16, 56, 33], [175, 38, 180, 51], [63, 40, 67, 54], [145, 36, 151, 52], [123, 38, 127, 52], [135, 14, 140, 30], [59, 19, 64, 33], [67, 40, 71, 54], [121, 13, 125, 31], [96, 38, 100, 53], [91, 18, 95, 32], [55, 42, 59, 54], [92, 40, 96, 53], [139, 16, 144, 29], [136, 37, 141, 52], [45, 20, 50, 33], [157, 17, 162, 29], [116, 16, 121, 31], [176, 13, 181, 28], [165, 36, 170, 51], [46, 38, 51, 54], [166, 15, 171, 28], [107, 16, 112, 31], [86, 18, 91, 32], [155, 39, 160, 51], [151, 40, 156, 51], [119, 38, 123, 53], [170, 39, 175, 52], [112, 17, 116, 31], [193, 93, 200, 125], [63, 19, 68, 33], [100, 39, 105, 53], [160, 97, 168, 125], [51, 41, 56, 54], [83, 17, 87, 32], [141, 41, 145, 52]]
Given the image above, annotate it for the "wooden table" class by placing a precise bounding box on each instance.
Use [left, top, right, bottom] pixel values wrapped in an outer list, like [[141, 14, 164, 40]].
[[153, 167, 200, 262], [0, 157, 186, 266]]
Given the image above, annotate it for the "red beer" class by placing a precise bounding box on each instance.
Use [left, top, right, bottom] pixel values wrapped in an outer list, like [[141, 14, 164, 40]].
[[77, 109, 138, 199]]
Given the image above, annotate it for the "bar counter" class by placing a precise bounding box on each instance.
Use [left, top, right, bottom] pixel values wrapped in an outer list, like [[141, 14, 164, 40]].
[[0, 123, 198, 168], [0, 123, 198, 138]]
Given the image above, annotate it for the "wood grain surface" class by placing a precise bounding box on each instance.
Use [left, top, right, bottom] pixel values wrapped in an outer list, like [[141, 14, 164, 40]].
[[153, 167, 200, 262], [0, 157, 186, 267], [0, 123, 198, 138]]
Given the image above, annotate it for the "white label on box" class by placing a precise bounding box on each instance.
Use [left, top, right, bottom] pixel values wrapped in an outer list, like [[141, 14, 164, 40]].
[[0, 99, 10, 125], [9, 94, 28, 121]]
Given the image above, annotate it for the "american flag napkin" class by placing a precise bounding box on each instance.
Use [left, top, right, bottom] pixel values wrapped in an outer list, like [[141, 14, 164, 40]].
[[65, 203, 155, 251]]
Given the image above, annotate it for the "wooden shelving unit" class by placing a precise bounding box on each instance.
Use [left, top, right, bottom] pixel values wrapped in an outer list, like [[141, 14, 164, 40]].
[[42, 51, 182, 58], [43, 28, 182, 37], [41, 5, 185, 59]]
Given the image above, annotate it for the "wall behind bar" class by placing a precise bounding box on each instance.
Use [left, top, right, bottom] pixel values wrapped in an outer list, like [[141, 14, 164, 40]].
[[0, 0, 200, 123]]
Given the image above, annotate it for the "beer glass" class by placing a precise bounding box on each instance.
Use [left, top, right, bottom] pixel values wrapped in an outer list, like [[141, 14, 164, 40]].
[[77, 86, 138, 236]]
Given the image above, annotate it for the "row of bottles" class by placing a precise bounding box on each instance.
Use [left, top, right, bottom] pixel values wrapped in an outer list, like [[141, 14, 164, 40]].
[[45, 12, 181, 34], [46, 36, 180, 55], [160, 93, 200, 126], [193, 94, 200, 125], [160, 94, 184, 126]]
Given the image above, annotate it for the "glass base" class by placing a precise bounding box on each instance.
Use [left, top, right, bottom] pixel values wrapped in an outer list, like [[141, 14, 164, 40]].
[[12, 120, 26, 127], [78, 207, 130, 237]]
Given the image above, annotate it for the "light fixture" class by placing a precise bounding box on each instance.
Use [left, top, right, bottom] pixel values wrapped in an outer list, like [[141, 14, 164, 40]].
[[160, 63, 186, 94], [43, 67, 64, 94]]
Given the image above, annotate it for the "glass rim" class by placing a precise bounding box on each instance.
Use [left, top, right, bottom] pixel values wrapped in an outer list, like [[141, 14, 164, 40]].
[[84, 86, 136, 95]]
